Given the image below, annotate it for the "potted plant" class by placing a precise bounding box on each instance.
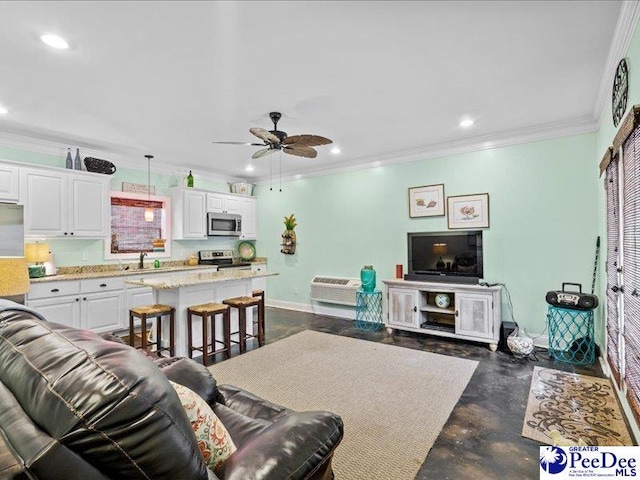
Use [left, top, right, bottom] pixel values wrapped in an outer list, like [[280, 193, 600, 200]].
[[281, 214, 297, 255]]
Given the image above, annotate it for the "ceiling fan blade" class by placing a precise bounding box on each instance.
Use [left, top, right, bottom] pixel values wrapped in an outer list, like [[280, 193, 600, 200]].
[[250, 127, 280, 144], [252, 147, 276, 159], [283, 145, 318, 158], [213, 141, 266, 146], [282, 134, 332, 147]]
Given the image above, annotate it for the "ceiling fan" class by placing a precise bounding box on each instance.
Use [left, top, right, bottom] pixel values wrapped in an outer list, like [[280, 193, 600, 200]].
[[213, 112, 332, 159]]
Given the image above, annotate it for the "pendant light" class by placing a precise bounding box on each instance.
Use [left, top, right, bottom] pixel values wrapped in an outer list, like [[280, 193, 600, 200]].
[[144, 154, 154, 222]]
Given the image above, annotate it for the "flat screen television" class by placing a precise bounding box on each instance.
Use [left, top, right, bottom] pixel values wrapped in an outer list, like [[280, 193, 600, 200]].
[[406, 230, 483, 284]]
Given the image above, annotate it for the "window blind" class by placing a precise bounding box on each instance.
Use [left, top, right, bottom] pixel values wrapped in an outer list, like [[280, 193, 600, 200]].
[[623, 128, 640, 422], [605, 158, 621, 388]]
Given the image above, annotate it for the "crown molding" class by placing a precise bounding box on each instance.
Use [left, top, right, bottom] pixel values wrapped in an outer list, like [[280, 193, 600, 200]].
[[593, 0, 640, 123], [0, 130, 244, 184], [255, 116, 598, 184]]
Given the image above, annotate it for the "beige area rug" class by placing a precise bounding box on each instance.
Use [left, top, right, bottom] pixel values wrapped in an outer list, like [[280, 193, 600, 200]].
[[209, 330, 478, 480], [522, 366, 633, 446]]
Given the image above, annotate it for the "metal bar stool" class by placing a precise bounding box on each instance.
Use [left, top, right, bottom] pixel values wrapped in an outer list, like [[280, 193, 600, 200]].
[[128, 304, 175, 357], [223, 295, 263, 354], [186, 302, 231, 366]]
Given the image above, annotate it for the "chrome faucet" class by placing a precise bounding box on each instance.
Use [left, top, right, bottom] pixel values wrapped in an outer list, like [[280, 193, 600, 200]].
[[139, 252, 147, 269]]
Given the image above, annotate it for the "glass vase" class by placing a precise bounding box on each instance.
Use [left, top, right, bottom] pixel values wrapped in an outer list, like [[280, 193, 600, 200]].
[[507, 326, 534, 358], [360, 265, 376, 292]]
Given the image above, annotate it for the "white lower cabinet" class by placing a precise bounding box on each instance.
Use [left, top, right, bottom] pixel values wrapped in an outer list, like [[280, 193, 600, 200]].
[[384, 280, 502, 350], [251, 262, 267, 294], [27, 278, 124, 333], [27, 268, 220, 334], [82, 291, 124, 332], [28, 295, 82, 329], [125, 286, 155, 323]]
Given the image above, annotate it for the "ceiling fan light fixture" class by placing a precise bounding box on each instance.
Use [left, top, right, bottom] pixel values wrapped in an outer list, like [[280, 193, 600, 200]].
[[0, 105, 7, 115], [40, 34, 69, 50], [330, 147, 341, 154], [144, 154, 154, 223], [214, 111, 333, 162], [245, 165, 254, 172], [459, 118, 474, 128]]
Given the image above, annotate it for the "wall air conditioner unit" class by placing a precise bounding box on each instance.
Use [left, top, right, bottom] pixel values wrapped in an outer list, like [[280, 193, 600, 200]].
[[310, 276, 361, 306]]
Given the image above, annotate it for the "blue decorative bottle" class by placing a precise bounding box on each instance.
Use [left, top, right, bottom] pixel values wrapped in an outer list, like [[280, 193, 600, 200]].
[[74, 148, 82, 170], [65, 148, 73, 169], [360, 265, 376, 292]]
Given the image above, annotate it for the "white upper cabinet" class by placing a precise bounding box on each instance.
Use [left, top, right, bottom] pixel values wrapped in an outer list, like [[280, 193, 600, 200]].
[[0, 164, 20, 202], [173, 188, 258, 240], [172, 188, 207, 239], [206, 192, 242, 214], [68, 174, 110, 237], [240, 196, 257, 240], [22, 168, 67, 236], [22, 167, 109, 238]]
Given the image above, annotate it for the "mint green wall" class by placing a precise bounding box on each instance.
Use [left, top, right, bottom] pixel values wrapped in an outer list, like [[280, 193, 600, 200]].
[[597, 19, 640, 155], [256, 133, 599, 336], [593, 17, 640, 347], [0, 146, 237, 266]]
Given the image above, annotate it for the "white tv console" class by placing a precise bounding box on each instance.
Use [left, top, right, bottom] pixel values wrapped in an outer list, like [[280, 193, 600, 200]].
[[382, 279, 502, 351]]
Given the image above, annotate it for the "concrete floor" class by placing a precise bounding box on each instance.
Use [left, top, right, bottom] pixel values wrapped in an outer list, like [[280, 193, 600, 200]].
[[0, 306, 614, 479]]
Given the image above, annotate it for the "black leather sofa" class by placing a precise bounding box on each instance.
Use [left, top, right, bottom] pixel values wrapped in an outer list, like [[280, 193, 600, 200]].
[[0, 304, 343, 479]]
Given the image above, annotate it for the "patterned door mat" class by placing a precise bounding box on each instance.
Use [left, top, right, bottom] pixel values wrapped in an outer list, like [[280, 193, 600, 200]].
[[522, 367, 633, 446]]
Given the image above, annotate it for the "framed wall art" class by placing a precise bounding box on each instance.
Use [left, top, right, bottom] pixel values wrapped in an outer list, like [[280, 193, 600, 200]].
[[447, 193, 490, 229], [408, 184, 445, 218]]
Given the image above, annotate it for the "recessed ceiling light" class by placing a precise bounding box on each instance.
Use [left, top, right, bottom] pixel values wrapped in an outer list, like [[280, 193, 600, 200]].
[[459, 119, 474, 128], [40, 34, 69, 50], [372, 161, 382, 167], [245, 165, 254, 172], [0, 106, 7, 115], [330, 147, 341, 155], [294, 174, 302, 180]]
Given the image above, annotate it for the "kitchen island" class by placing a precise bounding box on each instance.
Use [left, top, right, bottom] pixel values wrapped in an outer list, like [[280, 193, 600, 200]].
[[125, 269, 278, 357]]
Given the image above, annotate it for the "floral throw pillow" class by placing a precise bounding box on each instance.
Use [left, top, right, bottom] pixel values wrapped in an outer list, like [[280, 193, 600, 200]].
[[169, 381, 237, 471]]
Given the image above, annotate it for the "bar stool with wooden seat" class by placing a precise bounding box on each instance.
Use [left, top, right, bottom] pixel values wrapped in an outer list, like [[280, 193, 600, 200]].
[[128, 304, 175, 357], [223, 295, 264, 354], [186, 302, 231, 366]]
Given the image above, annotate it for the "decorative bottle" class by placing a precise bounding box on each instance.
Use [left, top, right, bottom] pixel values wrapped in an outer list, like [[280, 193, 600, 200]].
[[360, 265, 376, 292], [74, 148, 82, 170], [187, 170, 194, 187], [65, 148, 73, 169]]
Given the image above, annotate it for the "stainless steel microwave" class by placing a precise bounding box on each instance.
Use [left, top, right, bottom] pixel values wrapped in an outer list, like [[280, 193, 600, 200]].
[[207, 212, 242, 236]]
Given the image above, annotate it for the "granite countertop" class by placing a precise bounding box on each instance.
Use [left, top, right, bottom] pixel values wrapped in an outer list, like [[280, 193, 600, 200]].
[[124, 270, 278, 289], [30, 264, 220, 283], [30, 257, 269, 284]]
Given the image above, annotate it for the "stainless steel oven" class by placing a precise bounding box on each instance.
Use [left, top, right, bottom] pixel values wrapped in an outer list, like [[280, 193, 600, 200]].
[[206, 212, 241, 236], [198, 250, 251, 270]]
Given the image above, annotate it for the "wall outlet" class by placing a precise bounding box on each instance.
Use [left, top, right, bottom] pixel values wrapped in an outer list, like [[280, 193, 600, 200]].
[[293, 287, 299, 295], [81, 251, 88, 261]]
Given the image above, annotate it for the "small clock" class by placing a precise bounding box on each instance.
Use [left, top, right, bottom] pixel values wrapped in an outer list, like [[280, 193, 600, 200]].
[[612, 58, 629, 128]]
